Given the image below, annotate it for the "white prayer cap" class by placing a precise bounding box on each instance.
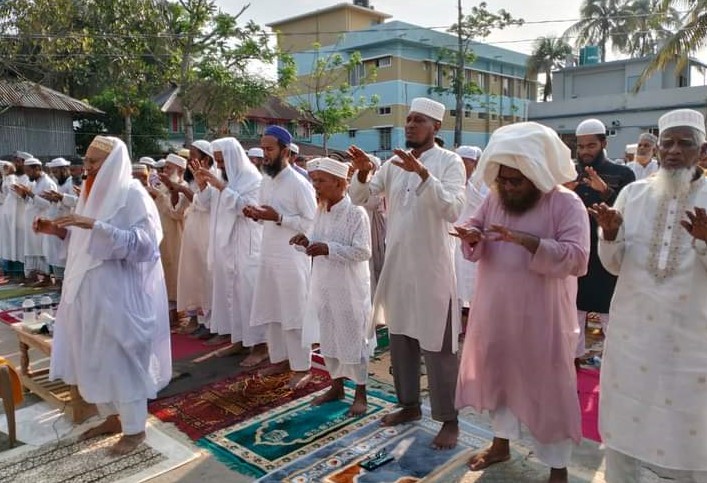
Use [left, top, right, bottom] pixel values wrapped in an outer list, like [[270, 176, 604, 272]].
[[138, 156, 156, 167], [247, 147, 264, 158], [409, 97, 445, 122], [155, 159, 167, 169], [289, 143, 300, 155], [625, 144, 637, 154], [13, 151, 33, 160], [46, 157, 70, 168], [177, 148, 191, 159], [23, 158, 42, 167], [166, 153, 187, 169], [456, 145, 483, 160], [306, 157, 350, 180], [575, 119, 606, 136], [132, 163, 148, 173], [659, 108, 706, 135], [473, 122, 576, 194], [191, 140, 213, 159]]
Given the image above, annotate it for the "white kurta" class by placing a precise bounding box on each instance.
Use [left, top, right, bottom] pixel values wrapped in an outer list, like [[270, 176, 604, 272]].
[[50, 183, 171, 404], [598, 175, 707, 471], [626, 159, 660, 180], [177, 180, 212, 313], [0, 174, 29, 262], [43, 178, 74, 267], [24, 174, 57, 258], [349, 145, 467, 352], [199, 183, 265, 345], [455, 181, 488, 306], [0, 174, 18, 260], [303, 196, 373, 363], [251, 165, 317, 330]]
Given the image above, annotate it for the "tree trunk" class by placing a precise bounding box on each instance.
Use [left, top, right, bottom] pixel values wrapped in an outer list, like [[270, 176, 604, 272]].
[[543, 68, 552, 102], [454, 0, 464, 147], [184, 108, 194, 147], [323, 134, 329, 156], [124, 114, 133, 158]]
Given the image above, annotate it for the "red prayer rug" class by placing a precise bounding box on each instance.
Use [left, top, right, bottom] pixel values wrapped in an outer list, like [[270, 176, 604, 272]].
[[148, 367, 331, 440], [577, 367, 601, 442]]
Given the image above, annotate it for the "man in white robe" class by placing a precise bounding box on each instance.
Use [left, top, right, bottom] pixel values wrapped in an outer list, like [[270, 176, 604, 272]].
[[39, 158, 74, 283], [2, 153, 31, 276], [626, 133, 660, 180], [33, 136, 171, 455], [245, 126, 317, 389], [193, 137, 268, 366], [592, 109, 707, 481], [14, 158, 56, 282], [349, 97, 466, 449]]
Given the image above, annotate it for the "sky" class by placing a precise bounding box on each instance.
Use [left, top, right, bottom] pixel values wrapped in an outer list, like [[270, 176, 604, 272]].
[[216, 0, 598, 57]]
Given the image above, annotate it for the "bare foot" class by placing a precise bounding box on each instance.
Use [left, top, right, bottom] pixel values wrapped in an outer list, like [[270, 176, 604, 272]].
[[214, 343, 244, 357], [240, 345, 269, 368], [348, 385, 368, 417], [312, 385, 345, 406], [467, 438, 511, 470], [79, 415, 122, 441], [289, 371, 313, 390], [548, 468, 568, 483], [381, 407, 422, 426], [432, 420, 459, 449], [258, 361, 289, 377], [108, 432, 146, 456]]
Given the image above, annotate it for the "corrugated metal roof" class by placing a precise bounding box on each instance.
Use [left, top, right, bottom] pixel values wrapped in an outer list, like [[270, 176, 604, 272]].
[[0, 80, 102, 114]]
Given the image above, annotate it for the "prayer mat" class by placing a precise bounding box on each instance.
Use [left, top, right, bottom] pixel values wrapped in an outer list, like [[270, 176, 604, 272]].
[[148, 367, 331, 440], [170, 332, 228, 361], [256, 413, 491, 482], [198, 384, 398, 479], [577, 367, 601, 442]]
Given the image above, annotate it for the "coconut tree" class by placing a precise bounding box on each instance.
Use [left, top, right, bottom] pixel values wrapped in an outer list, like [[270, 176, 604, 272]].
[[526, 36, 573, 101], [563, 0, 633, 62], [619, 0, 680, 57]]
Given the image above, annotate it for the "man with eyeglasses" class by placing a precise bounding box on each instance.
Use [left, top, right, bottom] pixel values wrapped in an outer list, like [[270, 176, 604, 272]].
[[454, 122, 590, 483], [567, 119, 634, 367]]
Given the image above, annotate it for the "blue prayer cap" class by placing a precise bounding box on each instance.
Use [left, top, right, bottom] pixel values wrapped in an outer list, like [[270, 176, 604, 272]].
[[263, 125, 293, 146]]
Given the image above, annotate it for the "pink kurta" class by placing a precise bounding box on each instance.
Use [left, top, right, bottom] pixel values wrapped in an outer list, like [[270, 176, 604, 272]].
[[455, 186, 590, 444]]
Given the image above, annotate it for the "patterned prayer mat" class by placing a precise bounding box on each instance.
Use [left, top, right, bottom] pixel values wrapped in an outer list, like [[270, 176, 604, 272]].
[[198, 384, 398, 479], [0, 434, 166, 483], [148, 368, 331, 440], [256, 413, 491, 482]]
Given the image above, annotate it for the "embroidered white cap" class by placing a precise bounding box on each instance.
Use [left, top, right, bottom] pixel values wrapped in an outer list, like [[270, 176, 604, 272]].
[[247, 147, 264, 158], [191, 140, 213, 159], [409, 97, 445, 122], [575, 119, 606, 136], [306, 157, 350, 180], [138, 156, 156, 167], [46, 157, 70, 168], [625, 144, 637, 154], [455, 145, 483, 160], [659, 109, 706, 135], [289, 143, 300, 155], [23, 158, 42, 167], [166, 153, 187, 169]]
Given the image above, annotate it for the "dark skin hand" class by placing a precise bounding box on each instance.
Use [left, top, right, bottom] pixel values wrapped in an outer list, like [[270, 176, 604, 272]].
[[289, 234, 329, 257]]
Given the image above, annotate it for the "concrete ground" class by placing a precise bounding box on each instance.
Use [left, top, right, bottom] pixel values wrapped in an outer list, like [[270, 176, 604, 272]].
[[0, 319, 606, 482]]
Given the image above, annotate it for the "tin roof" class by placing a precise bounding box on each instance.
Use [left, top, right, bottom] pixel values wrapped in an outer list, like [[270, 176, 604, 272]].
[[0, 80, 102, 114]]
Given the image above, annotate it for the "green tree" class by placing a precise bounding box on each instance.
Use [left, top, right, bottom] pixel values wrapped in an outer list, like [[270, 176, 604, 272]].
[[526, 37, 573, 102], [433, 1, 523, 147], [294, 44, 378, 154], [563, 0, 632, 62]]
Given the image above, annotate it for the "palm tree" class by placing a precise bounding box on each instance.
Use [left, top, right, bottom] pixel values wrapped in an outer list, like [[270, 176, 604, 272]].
[[526, 37, 573, 101], [619, 0, 679, 57], [563, 0, 633, 62]]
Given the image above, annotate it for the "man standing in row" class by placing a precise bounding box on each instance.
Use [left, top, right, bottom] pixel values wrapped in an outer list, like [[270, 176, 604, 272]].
[[626, 133, 660, 180], [349, 98, 466, 449]]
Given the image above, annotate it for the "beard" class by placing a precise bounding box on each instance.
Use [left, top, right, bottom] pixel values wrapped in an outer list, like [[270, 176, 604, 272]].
[[498, 186, 542, 214], [654, 167, 694, 199], [57, 175, 69, 185], [262, 154, 286, 178], [580, 150, 605, 165]]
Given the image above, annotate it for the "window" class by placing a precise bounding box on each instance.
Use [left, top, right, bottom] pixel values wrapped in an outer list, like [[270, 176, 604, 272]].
[[502, 78, 510, 97], [450, 109, 457, 117], [679, 75, 688, 87], [465, 69, 473, 83], [608, 129, 617, 137], [648, 127, 659, 136], [478, 112, 488, 120], [378, 127, 392, 151], [491, 113, 498, 120], [349, 63, 366, 86], [378, 106, 391, 115], [477, 72, 486, 90], [348, 129, 357, 138], [464, 110, 471, 118], [626, 75, 643, 92], [171, 114, 182, 133], [375, 56, 392, 68], [435, 64, 445, 87]]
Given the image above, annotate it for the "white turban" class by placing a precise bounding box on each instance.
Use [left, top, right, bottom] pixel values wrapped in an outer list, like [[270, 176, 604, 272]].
[[455, 145, 483, 160], [307, 157, 350, 179], [23, 158, 42, 167], [154, 159, 166, 169], [247, 147, 264, 158], [576, 119, 606, 136], [46, 157, 70, 168], [625, 144, 637, 154], [659, 109, 706, 135], [410, 97, 445, 122], [192, 140, 213, 159], [473, 122, 576, 193], [289, 143, 300, 155], [166, 153, 187, 169], [14, 151, 33, 160]]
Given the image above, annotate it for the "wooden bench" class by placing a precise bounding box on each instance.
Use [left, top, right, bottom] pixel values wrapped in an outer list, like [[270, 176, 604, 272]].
[[11, 324, 96, 423]]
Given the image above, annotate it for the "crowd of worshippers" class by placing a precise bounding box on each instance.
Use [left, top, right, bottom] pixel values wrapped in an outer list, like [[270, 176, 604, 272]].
[[1, 98, 706, 482]]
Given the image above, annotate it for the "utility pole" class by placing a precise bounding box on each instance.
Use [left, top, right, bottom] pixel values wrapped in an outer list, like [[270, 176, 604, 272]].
[[454, 0, 464, 147]]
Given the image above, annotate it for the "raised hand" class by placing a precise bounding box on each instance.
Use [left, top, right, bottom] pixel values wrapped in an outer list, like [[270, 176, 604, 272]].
[[158, 173, 174, 191], [451, 225, 484, 246], [53, 214, 96, 230], [588, 203, 623, 241], [197, 168, 225, 191], [583, 167, 608, 193], [289, 233, 310, 248], [392, 149, 426, 178], [347, 145, 374, 173], [682, 207, 707, 242]]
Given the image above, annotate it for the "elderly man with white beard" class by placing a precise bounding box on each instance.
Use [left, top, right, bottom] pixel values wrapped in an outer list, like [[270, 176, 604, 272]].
[[591, 109, 707, 482]]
